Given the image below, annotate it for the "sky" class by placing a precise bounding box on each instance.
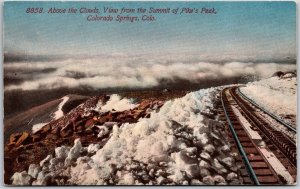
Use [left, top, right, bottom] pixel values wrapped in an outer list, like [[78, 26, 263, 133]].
[[4, 1, 296, 60]]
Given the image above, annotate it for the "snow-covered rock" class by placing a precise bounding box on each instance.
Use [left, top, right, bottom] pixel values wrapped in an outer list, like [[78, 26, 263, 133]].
[[40, 155, 52, 167], [11, 87, 241, 185], [11, 171, 31, 185], [101, 94, 138, 112], [55, 146, 70, 159], [28, 164, 40, 179], [87, 144, 100, 154], [203, 176, 214, 185], [65, 138, 82, 166]]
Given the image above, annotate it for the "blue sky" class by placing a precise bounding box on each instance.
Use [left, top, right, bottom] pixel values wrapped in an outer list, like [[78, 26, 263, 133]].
[[4, 1, 296, 60]]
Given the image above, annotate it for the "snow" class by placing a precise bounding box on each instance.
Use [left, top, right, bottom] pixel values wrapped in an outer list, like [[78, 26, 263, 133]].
[[64, 138, 82, 166], [55, 146, 70, 160], [28, 164, 40, 179], [10, 75, 297, 185], [31, 96, 69, 133], [240, 76, 296, 122], [96, 126, 109, 138], [11, 87, 241, 185], [40, 155, 52, 167], [259, 148, 294, 184], [258, 112, 296, 141], [53, 96, 69, 120], [32, 123, 48, 133], [11, 171, 31, 185], [87, 144, 100, 154], [231, 106, 262, 140], [101, 94, 138, 112]]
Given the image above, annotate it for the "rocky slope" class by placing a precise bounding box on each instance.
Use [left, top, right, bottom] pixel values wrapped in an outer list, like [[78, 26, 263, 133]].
[[4, 94, 164, 184], [6, 88, 242, 186]]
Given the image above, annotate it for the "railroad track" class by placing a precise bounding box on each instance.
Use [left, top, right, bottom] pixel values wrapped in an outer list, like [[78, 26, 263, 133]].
[[237, 87, 296, 133], [220, 87, 297, 185]]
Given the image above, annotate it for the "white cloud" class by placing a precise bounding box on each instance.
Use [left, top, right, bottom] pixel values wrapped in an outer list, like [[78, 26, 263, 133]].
[[4, 55, 296, 91]]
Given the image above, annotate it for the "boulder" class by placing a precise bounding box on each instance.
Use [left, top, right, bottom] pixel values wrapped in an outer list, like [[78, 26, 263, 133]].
[[213, 175, 226, 185], [28, 164, 41, 179], [11, 171, 31, 185], [272, 71, 284, 77], [9, 133, 22, 144], [202, 176, 214, 185], [15, 132, 30, 146]]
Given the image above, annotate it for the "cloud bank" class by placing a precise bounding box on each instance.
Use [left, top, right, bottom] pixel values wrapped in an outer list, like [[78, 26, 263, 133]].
[[4, 55, 296, 91]]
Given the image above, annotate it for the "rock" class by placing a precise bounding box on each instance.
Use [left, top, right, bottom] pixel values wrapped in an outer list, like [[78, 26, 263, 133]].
[[200, 152, 211, 161], [212, 158, 227, 174], [220, 157, 234, 167], [60, 124, 73, 137], [84, 119, 94, 128], [51, 127, 61, 135], [9, 133, 22, 144], [87, 144, 100, 154], [121, 173, 135, 185], [199, 160, 210, 169], [156, 169, 165, 177], [176, 151, 198, 165], [186, 164, 200, 178], [40, 124, 51, 134], [138, 100, 151, 110], [28, 164, 41, 179], [182, 180, 189, 185], [202, 175, 214, 185], [159, 162, 168, 167], [75, 125, 84, 133], [46, 134, 58, 141], [272, 71, 284, 77], [40, 155, 52, 167], [32, 171, 52, 186], [15, 132, 30, 146], [96, 126, 109, 139], [49, 158, 64, 170], [191, 179, 203, 185], [213, 175, 226, 184], [200, 168, 210, 178], [220, 144, 230, 152], [204, 144, 215, 154], [65, 138, 82, 165], [32, 134, 42, 142], [157, 176, 167, 185], [184, 147, 197, 154], [11, 171, 31, 185], [229, 179, 241, 185], [226, 172, 238, 181], [149, 169, 155, 177], [281, 72, 296, 79], [55, 146, 70, 159]]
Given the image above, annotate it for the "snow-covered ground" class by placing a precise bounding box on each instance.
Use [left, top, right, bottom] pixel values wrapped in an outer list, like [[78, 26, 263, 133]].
[[11, 87, 241, 185], [11, 74, 297, 186], [240, 76, 296, 124], [53, 96, 70, 120], [100, 94, 138, 112], [31, 96, 70, 133], [32, 123, 48, 134]]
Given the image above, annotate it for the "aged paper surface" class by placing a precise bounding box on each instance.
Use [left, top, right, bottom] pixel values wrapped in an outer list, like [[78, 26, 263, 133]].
[[3, 1, 297, 186]]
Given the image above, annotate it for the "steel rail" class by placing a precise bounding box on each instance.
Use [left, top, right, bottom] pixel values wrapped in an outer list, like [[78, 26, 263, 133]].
[[221, 88, 260, 185], [237, 87, 296, 133]]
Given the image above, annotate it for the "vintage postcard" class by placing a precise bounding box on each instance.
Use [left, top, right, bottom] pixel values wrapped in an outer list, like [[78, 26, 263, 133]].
[[3, 1, 297, 186]]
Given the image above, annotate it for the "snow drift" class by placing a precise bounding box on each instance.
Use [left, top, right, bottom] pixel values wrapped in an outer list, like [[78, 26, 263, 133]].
[[240, 75, 296, 120], [11, 87, 241, 185]]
